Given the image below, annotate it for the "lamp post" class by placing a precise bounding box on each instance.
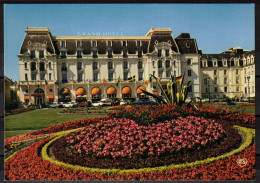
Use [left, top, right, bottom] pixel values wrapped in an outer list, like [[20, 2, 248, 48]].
[[247, 76, 250, 103], [207, 78, 210, 103]]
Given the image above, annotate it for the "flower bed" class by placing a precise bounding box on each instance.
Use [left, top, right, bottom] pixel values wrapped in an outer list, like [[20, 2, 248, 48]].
[[6, 107, 36, 116]]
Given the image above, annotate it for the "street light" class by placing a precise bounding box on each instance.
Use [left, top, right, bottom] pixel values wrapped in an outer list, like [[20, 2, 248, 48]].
[[247, 76, 250, 103], [207, 78, 211, 103]]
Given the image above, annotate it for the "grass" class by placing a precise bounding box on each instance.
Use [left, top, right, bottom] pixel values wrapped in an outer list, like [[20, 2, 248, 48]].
[[5, 130, 35, 139], [5, 108, 107, 132]]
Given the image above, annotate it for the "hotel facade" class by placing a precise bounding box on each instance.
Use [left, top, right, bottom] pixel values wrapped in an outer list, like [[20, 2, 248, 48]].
[[17, 27, 255, 106]]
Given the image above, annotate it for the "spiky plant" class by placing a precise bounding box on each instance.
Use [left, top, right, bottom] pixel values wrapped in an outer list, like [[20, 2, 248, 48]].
[[140, 73, 193, 106]]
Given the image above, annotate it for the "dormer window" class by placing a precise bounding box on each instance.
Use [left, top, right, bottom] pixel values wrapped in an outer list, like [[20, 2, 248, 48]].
[[77, 41, 81, 47], [137, 41, 141, 47], [61, 41, 65, 48], [158, 50, 162, 57], [92, 41, 97, 47], [108, 41, 112, 47], [30, 51, 35, 59], [39, 51, 44, 58]]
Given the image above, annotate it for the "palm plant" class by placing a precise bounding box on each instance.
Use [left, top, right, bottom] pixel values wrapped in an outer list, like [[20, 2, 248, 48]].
[[140, 73, 194, 106]]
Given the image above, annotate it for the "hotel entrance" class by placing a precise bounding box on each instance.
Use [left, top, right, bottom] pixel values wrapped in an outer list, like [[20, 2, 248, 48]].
[[32, 88, 45, 107]]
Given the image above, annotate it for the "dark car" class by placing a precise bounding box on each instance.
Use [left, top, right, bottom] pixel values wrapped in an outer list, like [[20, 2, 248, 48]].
[[78, 101, 92, 107], [132, 99, 157, 105]]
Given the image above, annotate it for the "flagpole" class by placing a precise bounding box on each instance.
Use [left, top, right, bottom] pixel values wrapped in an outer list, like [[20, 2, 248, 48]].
[[44, 79, 46, 105]]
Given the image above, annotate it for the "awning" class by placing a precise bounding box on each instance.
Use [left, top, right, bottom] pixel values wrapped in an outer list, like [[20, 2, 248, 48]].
[[62, 88, 70, 95], [48, 94, 54, 99], [107, 87, 116, 95], [137, 86, 146, 94], [76, 88, 86, 95], [122, 86, 131, 94], [92, 87, 101, 95], [24, 95, 29, 100]]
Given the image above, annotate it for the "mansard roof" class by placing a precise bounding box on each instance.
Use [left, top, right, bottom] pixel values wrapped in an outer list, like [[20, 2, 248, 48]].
[[19, 27, 200, 55]]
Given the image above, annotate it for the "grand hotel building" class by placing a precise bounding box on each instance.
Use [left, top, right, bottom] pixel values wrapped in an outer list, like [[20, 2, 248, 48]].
[[17, 27, 255, 105]]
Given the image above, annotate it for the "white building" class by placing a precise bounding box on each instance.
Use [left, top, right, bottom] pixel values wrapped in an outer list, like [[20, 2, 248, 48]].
[[17, 27, 254, 106]]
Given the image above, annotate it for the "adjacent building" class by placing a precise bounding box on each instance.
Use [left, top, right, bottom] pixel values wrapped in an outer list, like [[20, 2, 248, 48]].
[[17, 27, 254, 106]]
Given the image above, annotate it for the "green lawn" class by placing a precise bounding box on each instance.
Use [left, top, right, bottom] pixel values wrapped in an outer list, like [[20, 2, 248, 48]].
[[5, 108, 107, 131], [5, 130, 35, 139]]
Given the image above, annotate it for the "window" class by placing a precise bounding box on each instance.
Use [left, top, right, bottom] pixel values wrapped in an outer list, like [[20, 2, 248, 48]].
[[30, 51, 35, 59], [158, 71, 163, 78], [123, 41, 127, 47], [214, 70, 217, 75], [93, 73, 98, 82], [123, 61, 128, 69], [61, 62, 67, 71], [138, 50, 142, 58], [165, 49, 169, 57], [77, 41, 81, 47], [78, 73, 82, 82], [49, 62, 52, 69], [61, 41, 65, 48], [39, 51, 44, 58], [204, 78, 207, 84], [166, 71, 170, 78], [188, 70, 192, 76], [214, 87, 218, 92], [187, 59, 191, 65], [138, 61, 143, 69], [245, 87, 247, 93], [236, 86, 239, 91], [203, 62, 206, 67], [236, 77, 239, 84], [108, 50, 113, 58], [138, 72, 143, 81], [166, 60, 170, 68], [123, 50, 128, 58], [123, 72, 128, 81], [152, 61, 155, 67], [108, 41, 112, 47], [224, 78, 227, 84], [61, 51, 66, 59], [188, 85, 192, 92], [158, 60, 162, 68], [224, 70, 227, 75], [40, 74, 45, 80], [31, 74, 36, 80], [92, 41, 96, 47], [224, 87, 227, 92], [77, 51, 82, 58], [31, 62, 36, 71], [93, 62, 98, 70], [25, 73, 28, 81], [108, 73, 113, 81], [24, 63, 27, 69], [236, 69, 239, 74], [214, 62, 217, 66], [62, 74, 67, 83], [39, 62, 45, 71], [108, 62, 113, 70], [93, 51, 98, 58], [137, 41, 141, 47], [77, 62, 82, 70], [214, 78, 217, 84], [49, 73, 51, 80], [158, 50, 162, 57], [173, 60, 176, 67], [224, 61, 227, 66]]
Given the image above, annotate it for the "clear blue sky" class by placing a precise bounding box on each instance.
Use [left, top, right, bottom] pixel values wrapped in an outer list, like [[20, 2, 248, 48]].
[[4, 4, 254, 82]]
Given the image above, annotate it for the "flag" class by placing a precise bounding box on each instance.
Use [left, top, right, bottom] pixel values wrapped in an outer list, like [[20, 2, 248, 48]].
[[17, 80, 20, 89], [144, 77, 150, 84], [72, 79, 75, 90], [158, 77, 161, 83], [176, 75, 183, 83], [128, 75, 135, 82], [54, 80, 59, 88], [116, 77, 120, 86], [103, 77, 105, 88], [45, 79, 49, 89]]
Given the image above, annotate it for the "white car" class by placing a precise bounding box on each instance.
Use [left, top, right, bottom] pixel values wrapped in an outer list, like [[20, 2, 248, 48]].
[[120, 100, 126, 105], [92, 101, 103, 107], [63, 102, 77, 108]]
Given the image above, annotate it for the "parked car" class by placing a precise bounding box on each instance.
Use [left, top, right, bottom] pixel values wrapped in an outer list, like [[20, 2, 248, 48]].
[[63, 102, 77, 108], [78, 101, 92, 107], [132, 99, 157, 105], [100, 98, 113, 106], [92, 101, 103, 107], [120, 99, 127, 105], [49, 102, 63, 108]]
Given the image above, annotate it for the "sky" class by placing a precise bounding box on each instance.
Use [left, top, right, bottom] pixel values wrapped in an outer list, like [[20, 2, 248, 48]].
[[4, 4, 255, 82]]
